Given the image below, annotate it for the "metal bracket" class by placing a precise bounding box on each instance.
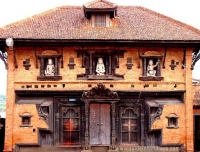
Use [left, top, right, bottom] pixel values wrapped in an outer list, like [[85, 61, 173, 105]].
[[191, 48, 200, 70], [0, 47, 8, 69]]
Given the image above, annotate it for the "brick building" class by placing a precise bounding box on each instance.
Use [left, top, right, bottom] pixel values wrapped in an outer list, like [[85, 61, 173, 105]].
[[0, 0, 200, 152]]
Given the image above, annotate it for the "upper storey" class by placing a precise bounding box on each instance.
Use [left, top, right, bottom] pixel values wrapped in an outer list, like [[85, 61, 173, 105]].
[[0, 0, 200, 40]]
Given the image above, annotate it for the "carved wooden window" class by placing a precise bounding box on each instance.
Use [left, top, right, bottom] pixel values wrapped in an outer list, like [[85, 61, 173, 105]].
[[139, 56, 163, 81], [61, 107, 80, 145], [120, 108, 138, 144], [37, 50, 62, 81], [92, 13, 110, 27], [166, 114, 179, 129], [77, 50, 125, 80]]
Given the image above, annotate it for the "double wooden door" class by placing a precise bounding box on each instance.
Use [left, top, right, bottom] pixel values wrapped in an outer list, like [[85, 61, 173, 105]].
[[89, 104, 110, 145]]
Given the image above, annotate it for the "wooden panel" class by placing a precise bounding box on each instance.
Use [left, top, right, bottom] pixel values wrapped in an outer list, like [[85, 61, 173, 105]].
[[89, 104, 110, 145], [89, 104, 100, 144], [100, 104, 110, 145]]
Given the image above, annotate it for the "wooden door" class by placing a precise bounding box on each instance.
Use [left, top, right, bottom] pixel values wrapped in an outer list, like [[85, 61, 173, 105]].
[[89, 104, 110, 145], [195, 116, 200, 151]]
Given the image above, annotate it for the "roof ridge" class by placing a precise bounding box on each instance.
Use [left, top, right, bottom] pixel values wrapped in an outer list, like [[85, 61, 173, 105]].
[[136, 6, 200, 35], [1, 7, 62, 30], [84, 0, 116, 8]]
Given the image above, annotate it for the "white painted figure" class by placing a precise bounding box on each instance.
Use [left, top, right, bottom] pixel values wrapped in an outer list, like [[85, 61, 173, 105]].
[[96, 58, 105, 75], [45, 58, 55, 76], [147, 59, 158, 76]]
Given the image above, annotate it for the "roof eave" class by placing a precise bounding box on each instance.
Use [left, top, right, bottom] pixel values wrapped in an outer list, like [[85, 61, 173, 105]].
[[0, 39, 200, 47]]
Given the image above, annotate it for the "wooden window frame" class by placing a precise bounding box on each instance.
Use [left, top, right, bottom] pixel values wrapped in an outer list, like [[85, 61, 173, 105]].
[[166, 115, 179, 129], [91, 13, 110, 27], [139, 56, 164, 81], [76, 50, 125, 80], [20, 114, 32, 127], [37, 55, 62, 81], [60, 106, 81, 145], [120, 107, 139, 144]]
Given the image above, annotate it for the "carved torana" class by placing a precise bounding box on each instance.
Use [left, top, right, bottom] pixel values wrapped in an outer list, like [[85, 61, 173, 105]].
[[82, 82, 118, 99]]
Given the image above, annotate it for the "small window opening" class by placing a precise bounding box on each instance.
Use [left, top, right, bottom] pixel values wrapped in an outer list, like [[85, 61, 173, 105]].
[[166, 114, 179, 129]]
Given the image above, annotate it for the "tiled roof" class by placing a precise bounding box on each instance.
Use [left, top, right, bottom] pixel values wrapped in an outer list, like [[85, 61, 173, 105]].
[[84, 0, 117, 9], [0, 5, 200, 40]]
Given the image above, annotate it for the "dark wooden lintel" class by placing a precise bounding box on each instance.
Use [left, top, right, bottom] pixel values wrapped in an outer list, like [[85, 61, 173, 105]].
[[139, 76, 164, 81], [37, 54, 62, 58], [37, 76, 62, 81]]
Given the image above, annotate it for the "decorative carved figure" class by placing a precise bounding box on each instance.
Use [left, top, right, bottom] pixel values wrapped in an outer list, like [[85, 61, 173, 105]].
[[147, 59, 158, 76], [45, 58, 55, 76], [96, 58, 105, 75]]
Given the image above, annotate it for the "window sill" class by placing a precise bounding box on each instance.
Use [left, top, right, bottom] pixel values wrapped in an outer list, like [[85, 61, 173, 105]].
[[37, 76, 62, 81], [139, 76, 164, 81], [77, 74, 124, 80], [20, 125, 33, 127], [167, 126, 179, 129]]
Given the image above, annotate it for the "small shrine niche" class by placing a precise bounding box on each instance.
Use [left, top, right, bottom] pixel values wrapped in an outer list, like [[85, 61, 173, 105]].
[[37, 50, 62, 81], [19, 112, 32, 127], [76, 50, 125, 80], [139, 51, 164, 81], [166, 113, 179, 129]]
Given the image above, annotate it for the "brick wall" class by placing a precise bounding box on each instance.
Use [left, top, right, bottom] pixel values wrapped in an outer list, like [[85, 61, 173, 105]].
[[4, 46, 193, 151]]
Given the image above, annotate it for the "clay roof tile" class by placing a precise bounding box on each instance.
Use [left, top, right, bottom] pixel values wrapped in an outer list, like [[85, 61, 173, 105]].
[[0, 5, 200, 40]]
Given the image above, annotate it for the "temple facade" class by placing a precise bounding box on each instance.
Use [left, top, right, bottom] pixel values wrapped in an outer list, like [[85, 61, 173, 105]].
[[0, 0, 200, 152]]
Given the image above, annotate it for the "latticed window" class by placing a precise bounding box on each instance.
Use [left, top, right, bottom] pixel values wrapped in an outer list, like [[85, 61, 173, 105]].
[[120, 108, 138, 144], [94, 14, 106, 27], [61, 107, 80, 145], [92, 13, 110, 27]]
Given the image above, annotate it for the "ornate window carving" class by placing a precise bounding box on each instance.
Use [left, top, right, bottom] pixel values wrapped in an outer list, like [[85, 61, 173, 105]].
[[139, 51, 164, 81], [166, 114, 179, 129], [20, 112, 32, 127], [37, 50, 62, 81], [77, 50, 125, 80], [60, 107, 80, 145], [120, 107, 139, 144]]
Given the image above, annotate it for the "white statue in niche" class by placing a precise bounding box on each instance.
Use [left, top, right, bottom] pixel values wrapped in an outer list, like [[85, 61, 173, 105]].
[[147, 59, 158, 76], [45, 58, 55, 76], [96, 58, 105, 75]]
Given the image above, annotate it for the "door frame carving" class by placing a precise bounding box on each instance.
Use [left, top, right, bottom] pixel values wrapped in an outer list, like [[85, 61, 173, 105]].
[[81, 82, 119, 150]]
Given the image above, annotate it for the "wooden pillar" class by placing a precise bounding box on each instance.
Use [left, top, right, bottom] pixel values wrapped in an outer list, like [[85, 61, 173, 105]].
[[41, 58, 45, 76], [157, 58, 161, 76], [140, 103, 144, 146], [111, 102, 116, 150], [89, 53, 93, 75], [109, 55, 112, 75], [55, 112, 60, 146], [143, 58, 147, 76], [55, 57, 58, 75], [84, 100, 90, 149]]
